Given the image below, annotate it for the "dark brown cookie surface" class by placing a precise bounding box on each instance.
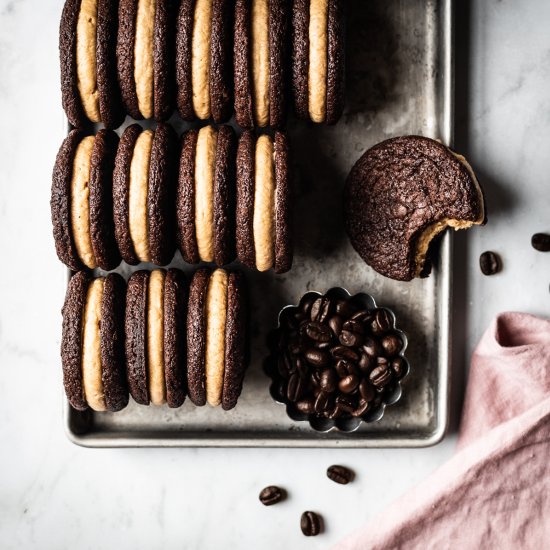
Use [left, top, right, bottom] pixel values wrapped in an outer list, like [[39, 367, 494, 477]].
[[125, 270, 149, 405], [326, 0, 345, 125], [235, 130, 256, 269], [89, 129, 121, 271], [344, 136, 486, 281], [290, 0, 309, 119], [117, 0, 141, 119], [222, 271, 247, 410], [273, 131, 292, 274], [176, 129, 200, 263], [51, 129, 85, 272], [153, 0, 176, 121], [100, 273, 129, 411], [213, 125, 237, 266], [113, 124, 141, 265], [148, 123, 178, 266], [186, 268, 210, 406], [268, 0, 288, 128], [61, 270, 89, 411], [163, 269, 187, 408], [233, 0, 254, 129], [175, 0, 195, 120]]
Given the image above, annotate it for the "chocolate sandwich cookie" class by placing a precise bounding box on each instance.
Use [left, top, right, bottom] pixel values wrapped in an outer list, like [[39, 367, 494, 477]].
[[60, 0, 124, 128], [344, 136, 487, 281], [236, 131, 292, 273], [61, 271, 128, 412], [234, 0, 289, 129], [113, 123, 178, 266], [291, 0, 345, 124], [51, 128, 121, 271], [125, 269, 187, 407], [117, 0, 176, 121], [187, 268, 247, 409], [175, 0, 233, 122], [176, 125, 237, 266]]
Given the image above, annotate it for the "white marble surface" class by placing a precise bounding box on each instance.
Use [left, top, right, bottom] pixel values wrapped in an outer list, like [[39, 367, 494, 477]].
[[0, 1, 549, 548]]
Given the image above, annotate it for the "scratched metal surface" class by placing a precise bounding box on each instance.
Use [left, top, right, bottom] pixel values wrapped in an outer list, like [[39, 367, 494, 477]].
[[65, 0, 454, 447]]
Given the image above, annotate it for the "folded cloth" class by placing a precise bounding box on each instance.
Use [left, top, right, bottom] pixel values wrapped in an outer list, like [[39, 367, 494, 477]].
[[334, 312, 550, 550]]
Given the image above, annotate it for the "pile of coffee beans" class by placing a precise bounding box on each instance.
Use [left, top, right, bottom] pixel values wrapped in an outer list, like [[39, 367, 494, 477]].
[[273, 293, 408, 421]]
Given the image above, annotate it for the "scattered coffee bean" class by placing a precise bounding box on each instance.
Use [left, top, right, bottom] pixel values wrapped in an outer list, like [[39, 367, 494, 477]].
[[259, 486, 285, 506], [300, 511, 322, 536], [327, 465, 355, 484], [532, 233, 550, 252], [479, 251, 501, 275]]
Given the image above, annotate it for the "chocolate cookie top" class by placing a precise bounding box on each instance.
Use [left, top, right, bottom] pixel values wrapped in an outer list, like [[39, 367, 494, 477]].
[[273, 131, 292, 274], [100, 273, 128, 412], [153, 0, 176, 121], [51, 129, 85, 271], [61, 270, 90, 410], [186, 268, 210, 406], [326, 0, 345, 125], [113, 124, 141, 265], [148, 123, 178, 266], [175, 0, 195, 120], [344, 136, 486, 281], [163, 268, 187, 408], [268, 0, 288, 128], [233, 0, 254, 129], [89, 129, 121, 270], [221, 270, 247, 410], [176, 129, 200, 263], [290, 0, 309, 120], [125, 270, 150, 405]]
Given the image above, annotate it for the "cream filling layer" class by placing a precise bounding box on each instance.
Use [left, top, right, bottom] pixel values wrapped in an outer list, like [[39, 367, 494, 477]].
[[251, 0, 270, 126], [82, 278, 106, 412], [308, 0, 328, 122], [147, 269, 166, 406], [191, 0, 212, 119], [76, 0, 101, 122], [129, 129, 153, 262], [71, 136, 97, 269], [134, 0, 156, 118], [194, 126, 217, 262], [253, 135, 275, 271], [205, 269, 228, 407]]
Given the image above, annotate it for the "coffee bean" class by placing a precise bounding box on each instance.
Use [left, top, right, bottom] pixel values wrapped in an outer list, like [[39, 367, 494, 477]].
[[369, 365, 392, 387], [259, 485, 285, 506], [327, 465, 354, 484], [358, 353, 373, 373], [532, 233, 550, 252], [295, 398, 315, 415], [351, 309, 374, 323], [331, 345, 360, 362], [338, 374, 360, 394], [300, 294, 317, 317], [381, 333, 402, 356], [304, 348, 331, 367], [287, 372, 306, 401], [352, 398, 371, 417], [301, 511, 322, 536], [335, 394, 356, 412], [335, 299, 357, 318], [328, 315, 344, 337], [319, 369, 337, 392], [479, 251, 501, 275], [339, 329, 364, 347], [391, 356, 406, 379], [305, 321, 332, 343], [310, 297, 332, 323], [358, 379, 375, 401], [315, 341, 332, 350], [314, 391, 333, 414], [371, 309, 393, 335], [362, 337, 382, 357]]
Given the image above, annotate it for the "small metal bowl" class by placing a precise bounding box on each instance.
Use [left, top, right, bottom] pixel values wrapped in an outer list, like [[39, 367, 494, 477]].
[[264, 287, 410, 433]]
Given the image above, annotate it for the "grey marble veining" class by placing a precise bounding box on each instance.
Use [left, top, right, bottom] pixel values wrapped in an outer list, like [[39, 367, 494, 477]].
[[0, 1, 549, 549]]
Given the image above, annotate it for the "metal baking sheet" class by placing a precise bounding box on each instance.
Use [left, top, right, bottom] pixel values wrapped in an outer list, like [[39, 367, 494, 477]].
[[65, 0, 454, 448]]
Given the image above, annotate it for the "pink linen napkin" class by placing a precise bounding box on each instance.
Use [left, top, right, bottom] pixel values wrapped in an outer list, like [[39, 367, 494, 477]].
[[335, 312, 550, 550]]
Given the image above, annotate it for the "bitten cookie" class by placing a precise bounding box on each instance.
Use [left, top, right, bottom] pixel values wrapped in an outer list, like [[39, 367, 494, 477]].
[[175, 0, 233, 122], [51, 128, 121, 271], [234, 0, 289, 129], [187, 268, 247, 410], [117, 0, 177, 121], [113, 123, 178, 266], [61, 271, 128, 411], [60, 0, 124, 128], [125, 269, 188, 407], [344, 136, 487, 281], [291, 0, 344, 124], [236, 131, 292, 273], [176, 125, 237, 266]]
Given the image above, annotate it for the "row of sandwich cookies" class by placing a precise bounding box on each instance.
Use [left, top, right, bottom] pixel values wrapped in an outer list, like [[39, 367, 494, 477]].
[[51, 123, 292, 273], [61, 0, 344, 128], [62, 268, 247, 412]]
